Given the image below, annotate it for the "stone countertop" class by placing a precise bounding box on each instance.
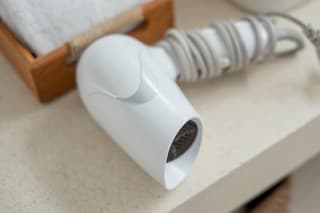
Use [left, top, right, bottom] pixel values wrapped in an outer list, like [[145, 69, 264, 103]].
[[1, 0, 320, 212]]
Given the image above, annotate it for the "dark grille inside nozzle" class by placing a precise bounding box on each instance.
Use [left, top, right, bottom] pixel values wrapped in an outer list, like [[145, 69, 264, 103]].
[[167, 120, 198, 162]]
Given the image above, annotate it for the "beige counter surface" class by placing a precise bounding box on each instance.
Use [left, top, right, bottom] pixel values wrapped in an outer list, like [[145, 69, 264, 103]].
[[1, 0, 320, 212]]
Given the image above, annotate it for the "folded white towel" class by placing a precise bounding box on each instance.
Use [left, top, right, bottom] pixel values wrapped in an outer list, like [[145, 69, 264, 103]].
[[0, 0, 148, 55]]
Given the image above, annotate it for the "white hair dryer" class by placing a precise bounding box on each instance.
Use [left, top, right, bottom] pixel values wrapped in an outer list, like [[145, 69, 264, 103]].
[[77, 15, 306, 189], [77, 35, 202, 189]]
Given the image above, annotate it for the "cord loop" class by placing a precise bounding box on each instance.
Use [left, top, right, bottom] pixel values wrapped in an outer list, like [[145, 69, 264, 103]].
[[275, 28, 305, 56]]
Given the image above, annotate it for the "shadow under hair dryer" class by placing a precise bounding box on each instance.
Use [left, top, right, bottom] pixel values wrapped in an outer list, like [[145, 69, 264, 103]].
[[77, 14, 311, 189]]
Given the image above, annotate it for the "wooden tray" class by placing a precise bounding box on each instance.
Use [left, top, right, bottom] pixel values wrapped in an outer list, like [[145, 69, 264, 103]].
[[0, 0, 173, 102]]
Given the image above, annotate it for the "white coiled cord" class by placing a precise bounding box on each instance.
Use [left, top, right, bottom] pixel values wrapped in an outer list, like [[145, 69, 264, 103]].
[[266, 12, 320, 62], [159, 15, 305, 82]]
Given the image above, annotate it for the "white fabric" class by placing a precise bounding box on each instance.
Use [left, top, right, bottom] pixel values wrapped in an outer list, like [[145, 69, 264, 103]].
[[0, 0, 148, 55]]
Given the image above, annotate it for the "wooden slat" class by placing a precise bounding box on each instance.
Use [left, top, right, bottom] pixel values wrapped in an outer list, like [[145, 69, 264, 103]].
[[130, 0, 174, 43], [0, 21, 39, 97]]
